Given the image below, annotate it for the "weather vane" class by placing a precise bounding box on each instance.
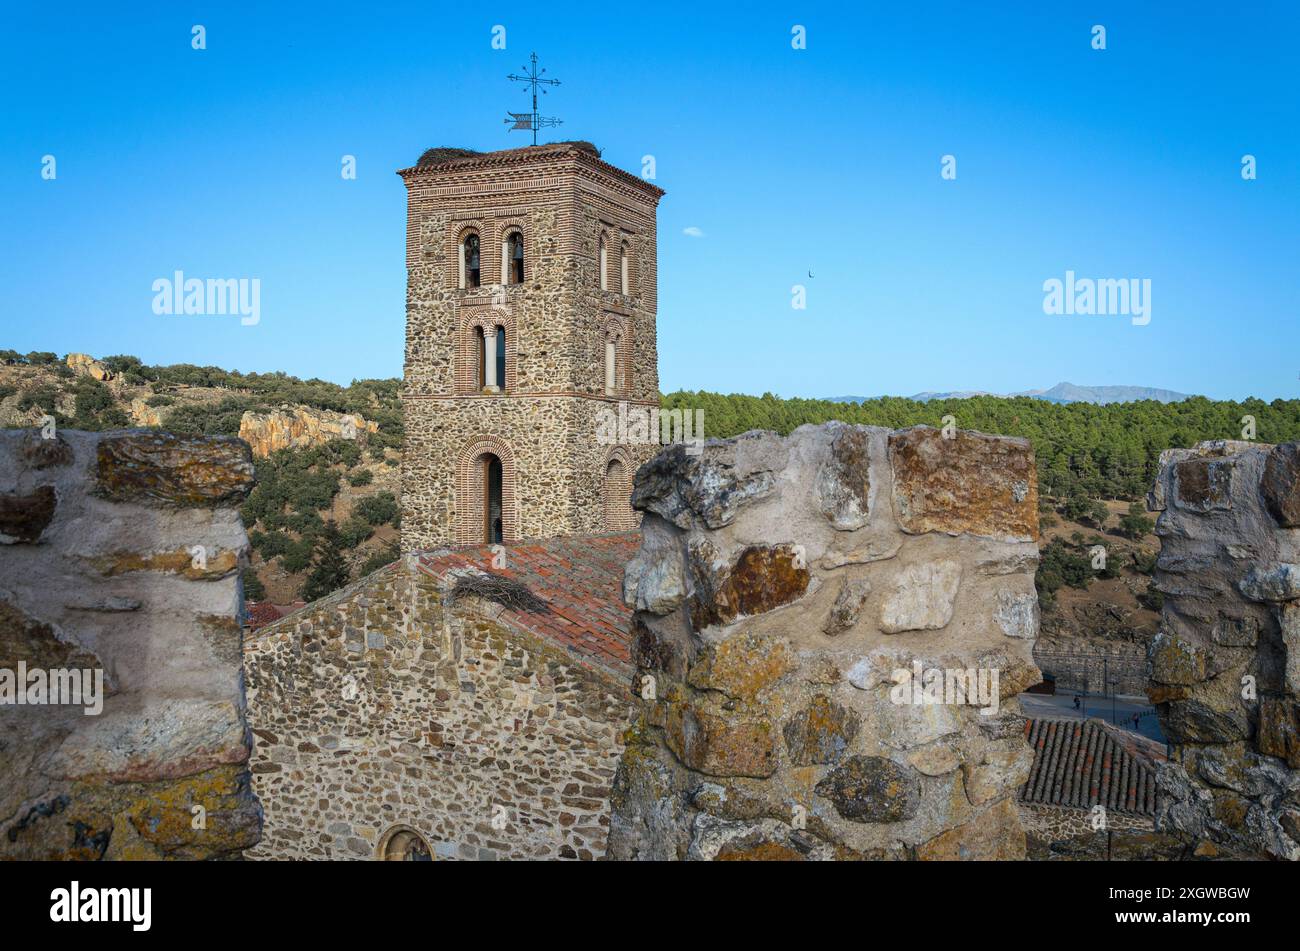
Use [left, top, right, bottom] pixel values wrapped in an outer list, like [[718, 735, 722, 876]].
[[505, 52, 562, 146]]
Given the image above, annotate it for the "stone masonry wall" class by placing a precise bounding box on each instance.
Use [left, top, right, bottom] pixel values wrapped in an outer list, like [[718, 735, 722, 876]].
[[0, 429, 261, 859], [403, 397, 657, 548], [1146, 439, 1300, 859], [244, 558, 632, 860], [609, 422, 1043, 860]]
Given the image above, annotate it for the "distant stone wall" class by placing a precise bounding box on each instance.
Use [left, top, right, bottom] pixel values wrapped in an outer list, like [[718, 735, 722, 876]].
[[1020, 804, 1168, 861], [609, 423, 1043, 860], [0, 429, 261, 859], [1020, 802, 1153, 838], [244, 559, 631, 860], [1147, 440, 1300, 859], [1033, 648, 1147, 697]]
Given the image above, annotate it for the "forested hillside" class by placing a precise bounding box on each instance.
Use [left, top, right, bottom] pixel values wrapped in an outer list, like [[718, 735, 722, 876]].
[[663, 390, 1300, 502]]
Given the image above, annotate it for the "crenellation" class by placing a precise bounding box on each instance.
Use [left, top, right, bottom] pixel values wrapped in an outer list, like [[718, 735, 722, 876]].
[[608, 422, 1044, 860], [0, 428, 261, 860]]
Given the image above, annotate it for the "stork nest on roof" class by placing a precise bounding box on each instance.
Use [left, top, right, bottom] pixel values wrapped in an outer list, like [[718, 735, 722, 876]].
[[450, 572, 551, 615]]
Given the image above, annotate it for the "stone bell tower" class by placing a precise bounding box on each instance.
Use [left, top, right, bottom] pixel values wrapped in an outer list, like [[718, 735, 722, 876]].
[[397, 142, 664, 551]]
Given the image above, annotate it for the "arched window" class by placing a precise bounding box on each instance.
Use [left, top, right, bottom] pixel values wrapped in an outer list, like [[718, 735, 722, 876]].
[[460, 232, 481, 289], [484, 454, 504, 544], [477, 330, 487, 389], [599, 235, 609, 291], [604, 332, 618, 395], [620, 241, 630, 295], [379, 826, 433, 861], [477, 325, 507, 393], [495, 326, 506, 391], [505, 232, 525, 285]]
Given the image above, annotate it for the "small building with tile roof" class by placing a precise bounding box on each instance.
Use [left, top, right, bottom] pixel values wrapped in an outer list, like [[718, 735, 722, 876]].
[[1017, 717, 1165, 853]]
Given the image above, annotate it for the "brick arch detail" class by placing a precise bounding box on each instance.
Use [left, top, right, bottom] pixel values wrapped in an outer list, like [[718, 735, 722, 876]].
[[601, 314, 633, 395], [598, 229, 612, 290], [455, 309, 518, 394], [497, 220, 528, 286], [445, 219, 488, 289], [602, 447, 638, 532], [619, 237, 634, 295], [454, 435, 520, 546]]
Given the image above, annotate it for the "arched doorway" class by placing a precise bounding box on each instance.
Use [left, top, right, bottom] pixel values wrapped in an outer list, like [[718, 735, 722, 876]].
[[378, 826, 433, 861], [454, 436, 518, 546]]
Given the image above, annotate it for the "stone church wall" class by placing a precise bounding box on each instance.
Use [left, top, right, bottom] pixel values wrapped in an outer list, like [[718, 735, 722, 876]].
[[0, 429, 261, 859], [1146, 440, 1300, 859], [244, 558, 632, 860], [609, 422, 1043, 860]]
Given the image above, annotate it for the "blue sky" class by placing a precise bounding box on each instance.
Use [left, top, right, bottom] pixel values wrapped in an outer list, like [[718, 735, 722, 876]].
[[2, 1, 1296, 400]]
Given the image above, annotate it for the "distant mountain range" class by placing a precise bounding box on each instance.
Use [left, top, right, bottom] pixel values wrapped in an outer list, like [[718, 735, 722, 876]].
[[828, 383, 1192, 406]]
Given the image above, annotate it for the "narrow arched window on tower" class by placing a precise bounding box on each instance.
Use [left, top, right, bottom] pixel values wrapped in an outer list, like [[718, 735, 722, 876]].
[[599, 235, 608, 291], [620, 242, 630, 295], [461, 233, 481, 288], [506, 232, 525, 284], [484, 454, 504, 544], [495, 326, 506, 391], [477, 329, 487, 389], [604, 333, 618, 395]]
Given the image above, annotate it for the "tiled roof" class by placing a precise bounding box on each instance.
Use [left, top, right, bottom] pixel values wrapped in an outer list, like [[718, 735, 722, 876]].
[[1019, 717, 1163, 816], [244, 601, 284, 630], [415, 534, 639, 681]]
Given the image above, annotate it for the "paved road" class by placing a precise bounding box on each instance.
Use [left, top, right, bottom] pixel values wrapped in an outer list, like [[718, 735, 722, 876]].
[[1019, 692, 1166, 745]]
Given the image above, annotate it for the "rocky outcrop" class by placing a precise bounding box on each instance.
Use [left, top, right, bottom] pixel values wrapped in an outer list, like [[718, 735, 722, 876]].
[[238, 406, 378, 457], [1146, 440, 1300, 860], [609, 423, 1042, 860], [128, 398, 162, 427], [65, 353, 112, 381], [0, 428, 261, 859]]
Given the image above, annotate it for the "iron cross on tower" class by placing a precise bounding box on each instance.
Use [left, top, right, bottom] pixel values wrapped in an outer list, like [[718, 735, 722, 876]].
[[505, 52, 562, 146]]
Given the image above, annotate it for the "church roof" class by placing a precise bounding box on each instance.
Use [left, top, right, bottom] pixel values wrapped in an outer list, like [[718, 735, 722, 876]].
[[1018, 717, 1164, 816], [415, 533, 638, 681]]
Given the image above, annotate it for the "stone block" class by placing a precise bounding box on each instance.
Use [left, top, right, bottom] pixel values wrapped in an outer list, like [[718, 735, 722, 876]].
[[888, 427, 1038, 540]]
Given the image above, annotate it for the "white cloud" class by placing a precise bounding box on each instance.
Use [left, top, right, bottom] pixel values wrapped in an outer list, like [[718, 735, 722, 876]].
[[682, 226, 704, 238]]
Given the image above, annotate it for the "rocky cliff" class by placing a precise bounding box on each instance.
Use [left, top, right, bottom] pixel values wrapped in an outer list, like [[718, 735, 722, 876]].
[[0, 428, 262, 859], [239, 407, 378, 457], [608, 423, 1042, 860], [1147, 439, 1300, 859]]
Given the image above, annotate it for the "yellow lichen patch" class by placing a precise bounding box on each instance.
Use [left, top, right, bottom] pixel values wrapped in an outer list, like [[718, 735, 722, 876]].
[[123, 764, 260, 856], [687, 632, 795, 702], [92, 547, 239, 580]]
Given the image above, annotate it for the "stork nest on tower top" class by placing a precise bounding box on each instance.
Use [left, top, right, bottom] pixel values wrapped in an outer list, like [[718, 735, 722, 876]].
[[416, 141, 600, 167]]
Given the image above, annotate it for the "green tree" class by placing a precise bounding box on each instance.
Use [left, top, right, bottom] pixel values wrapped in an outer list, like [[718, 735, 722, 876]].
[[354, 491, 399, 527], [302, 521, 350, 601], [241, 567, 267, 601], [1119, 500, 1154, 539]]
